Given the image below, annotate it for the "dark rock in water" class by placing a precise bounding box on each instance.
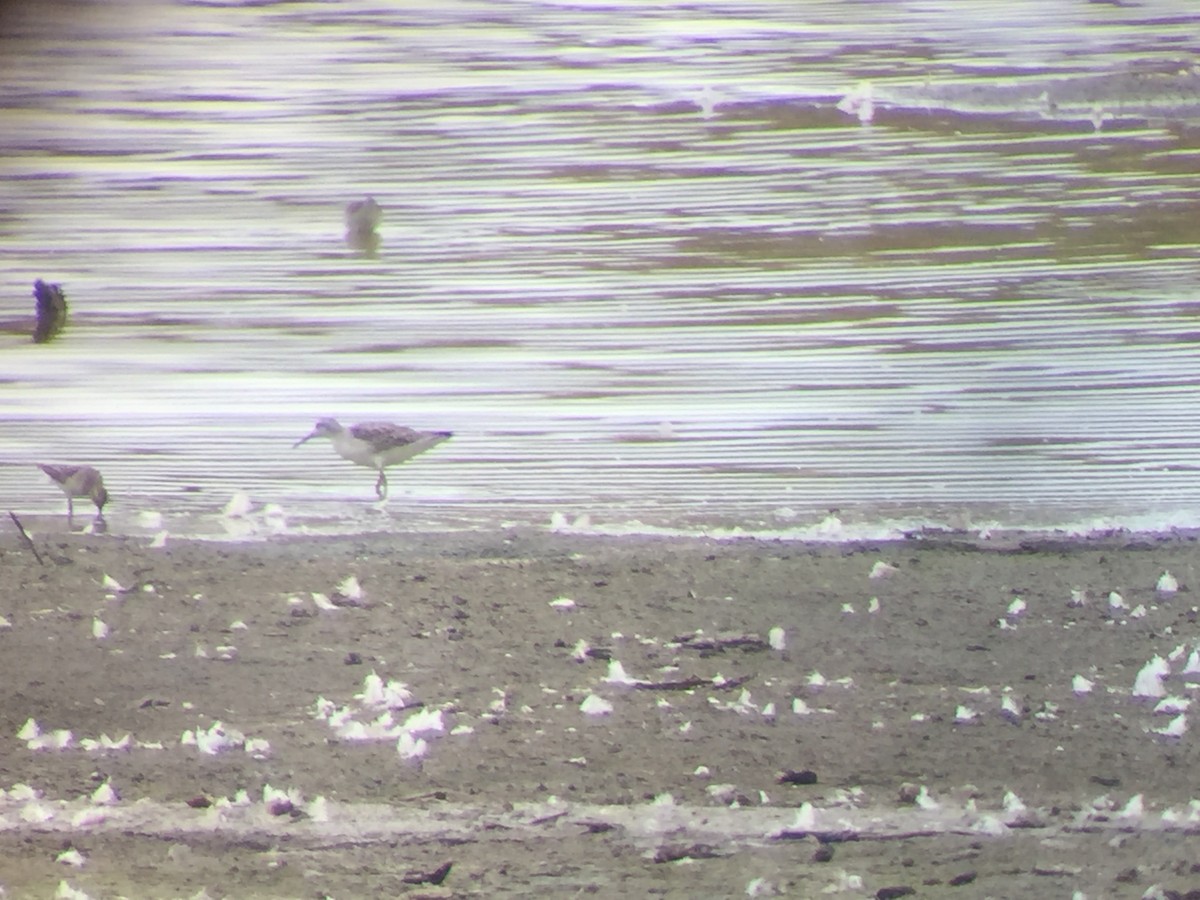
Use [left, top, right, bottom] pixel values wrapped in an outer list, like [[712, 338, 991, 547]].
[[32, 279, 68, 343]]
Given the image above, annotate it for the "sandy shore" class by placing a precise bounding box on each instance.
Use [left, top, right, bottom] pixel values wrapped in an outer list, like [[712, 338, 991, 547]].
[[1, 525, 1200, 898]]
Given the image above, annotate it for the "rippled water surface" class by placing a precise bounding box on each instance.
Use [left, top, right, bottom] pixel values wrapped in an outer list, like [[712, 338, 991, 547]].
[[2, 0, 1200, 537]]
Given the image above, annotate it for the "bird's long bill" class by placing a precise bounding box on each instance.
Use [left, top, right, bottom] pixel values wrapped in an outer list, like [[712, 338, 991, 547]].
[[292, 431, 319, 449]]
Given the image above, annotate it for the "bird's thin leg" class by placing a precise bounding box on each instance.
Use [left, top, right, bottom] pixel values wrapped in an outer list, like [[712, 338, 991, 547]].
[[375, 469, 388, 500], [67, 497, 74, 526]]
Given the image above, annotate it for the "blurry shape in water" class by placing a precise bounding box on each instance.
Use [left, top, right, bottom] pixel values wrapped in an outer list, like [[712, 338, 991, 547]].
[[1091, 103, 1114, 132], [692, 85, 719, 120], [38, 463, 108, 527], [292, 418, 453, 500], [344, 196, 382, 254], [32, 279, 68, 344], [836, 81, 875, 124]]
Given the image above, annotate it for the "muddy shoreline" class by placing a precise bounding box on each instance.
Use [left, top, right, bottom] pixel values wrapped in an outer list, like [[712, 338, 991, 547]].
[[2, 526, 1200, 898]]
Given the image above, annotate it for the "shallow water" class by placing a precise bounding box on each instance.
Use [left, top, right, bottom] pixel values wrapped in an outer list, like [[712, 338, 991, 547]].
[[2, 0, 1200, 537]]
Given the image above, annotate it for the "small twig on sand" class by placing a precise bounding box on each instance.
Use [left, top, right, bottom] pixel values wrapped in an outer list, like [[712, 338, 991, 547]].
[[634, 673, 754, 692], [402, 860, 452, 885], [396, 789, 447, 803], [9, 512, 44, 565], [530, 809, 570, 826], [653, 843, 726, 863], [674, 633, 770, 653], [773, 828, 944, 843]]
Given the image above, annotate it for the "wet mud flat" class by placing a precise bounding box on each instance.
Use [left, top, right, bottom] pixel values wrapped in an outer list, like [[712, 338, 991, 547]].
[[1, 526, 1200, 898]]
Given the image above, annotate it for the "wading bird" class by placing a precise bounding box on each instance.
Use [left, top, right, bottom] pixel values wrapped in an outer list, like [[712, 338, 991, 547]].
[[293, 418, 451, 500], [39, 464, 108, 526]]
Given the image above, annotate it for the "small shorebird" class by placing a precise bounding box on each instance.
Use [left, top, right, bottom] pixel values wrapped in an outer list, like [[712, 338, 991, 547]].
[[293, 418, 452, 500], [39, 464, 109, 525]]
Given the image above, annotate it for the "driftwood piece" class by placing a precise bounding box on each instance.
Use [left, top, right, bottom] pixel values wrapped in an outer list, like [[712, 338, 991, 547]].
[[32, 280, 68, 344]]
